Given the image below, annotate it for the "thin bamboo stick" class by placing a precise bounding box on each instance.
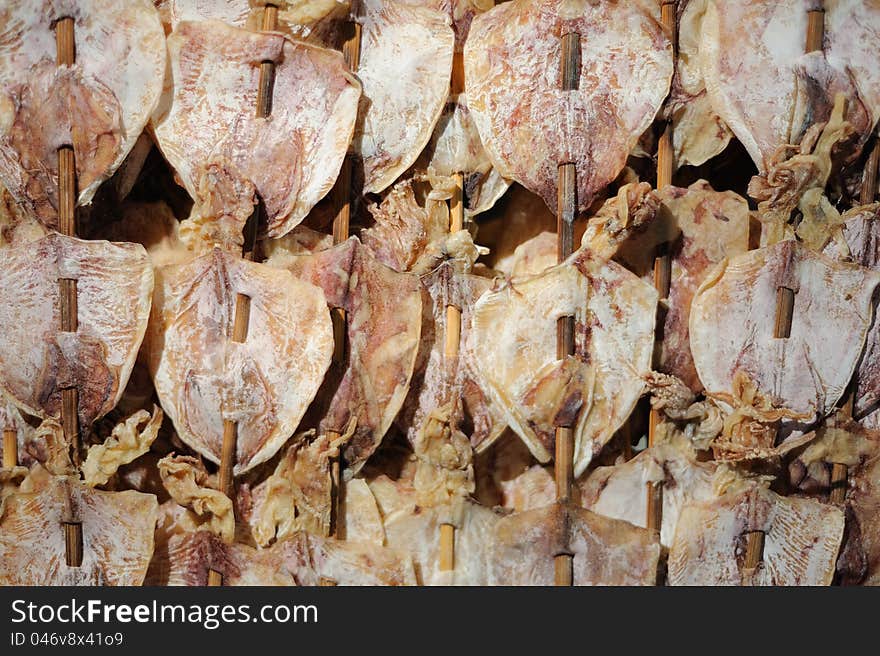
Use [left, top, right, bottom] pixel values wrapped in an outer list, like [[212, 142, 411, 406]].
[[215, 293, 251, 502], [58, 146, 76, 236], [830, 463, 847, 505], [55, 17, 84, 569], [3, 429, 17, 468], [769, 1, 816, 359], [861, 140, 880, 206], [435, 0, 495, 576], [656, 129, 673, 190], [743, 530, 764, 571], [257, 4, 279, 117], [834, 41, 878, 500], [806, 9, 824, 53], [59, 147, 79, 470], [554, 150, 576, 509], [554, 554, 572, 587], [838, 145, 880, 432], [646, 0, 678, 543], [773, 287, 795, 339], [439, 524, 455, 572], [553, 31, 580, 587], [330, 6, 363, 249], [2, 428, 15, 468], [653, 245, 673, 301], [742, 5, 827, 576], [766, 5, 821, 371], [55, 17, 74, 66], [444, 173, 465, 363], [645, 480, 663, 535], [652, 0, 677, 330], [210, 4, 278, 587], [216, 273, 256, 497], [648, 243, 672, 449], [554, 426, 574, 502], [439, 172, 465, 574], [63, 522, 83, 567], [437, 0, 474, 572], [325, 8, 362, 544]]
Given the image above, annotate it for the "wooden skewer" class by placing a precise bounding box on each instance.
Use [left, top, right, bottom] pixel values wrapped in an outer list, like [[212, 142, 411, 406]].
[[216, 298, 252, 499], [324, 6, 362, 549], [645, 0, 678, 534], [210, 299, 252, 585], [256, 5, 279, 119], [830, 463, 847, 505], [60, 487, 83, 568], [438, 171, 465, 576], [645, 480, 663, 536], [805, 6, 852, 509], [833, 62, 880, 507], [56, 16, 75, 66], [206, 569, 223, 587], [741, 5, 828, 575], [437, 4, 473, 573], [805, 8, 824, 53], [438, 3, 496, 576], [215, 2, 276, 503], [439, 523, 455, 572], [553, 31, 580, 587], [773, 287, 795, 339], [59, 149, 79, 469], [743, 530, 765, 572], [329, 1, 362, 254], [63, 522, 83, 567], [54, 16, 85, 570], [656, 0, 677, 192], [757, 277, 794, 573], [257, 4, 279, 115], [861, 140, 880, 206], [2, 429, 16, 468], [444, 173, 465, 361], [209, 4, 278, 588]]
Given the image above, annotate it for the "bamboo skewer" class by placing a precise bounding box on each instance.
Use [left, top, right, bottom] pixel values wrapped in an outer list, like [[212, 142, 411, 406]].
[[773, 287, 795, 339], [53, 16, 85, 570], [645, 0, 677, 535], [56, 16, 75, 66], [750, 295, 794, 564], [437, 15, 471, 574], [63, 522, 83, 567], [805, 8, 824, 54], [325, 6, 362, 551], [439, 523, 455, 572], [861, 140, 880, 207], [209, 4, 279, 588], [655, 0, 677, 193], [553, 31, 580, 587], [2, 429, 16, 468], [833, 77, 880, 508], [58, 135, 78, 455], [257, 4, 279, 114], [216, 0, 277, 505], [830, 464, 848, 505], [645, 479, 663, 538], [439, 172, 465, 575], [743, 530, 765, 573], [740, 6, 828, 575]]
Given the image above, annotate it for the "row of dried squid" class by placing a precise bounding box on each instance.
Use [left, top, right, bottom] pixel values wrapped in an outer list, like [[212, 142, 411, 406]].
[[1, 0, 880, 585]]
